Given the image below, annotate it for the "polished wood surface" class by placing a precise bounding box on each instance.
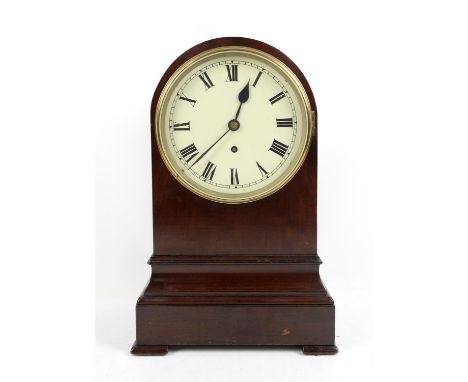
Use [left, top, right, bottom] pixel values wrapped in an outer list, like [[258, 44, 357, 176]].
[[132, 37, 336, 355], [135, 305, 334, 345]]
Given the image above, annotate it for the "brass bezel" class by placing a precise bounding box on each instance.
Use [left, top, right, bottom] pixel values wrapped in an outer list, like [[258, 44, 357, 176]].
[[154, 46, 314, 204]]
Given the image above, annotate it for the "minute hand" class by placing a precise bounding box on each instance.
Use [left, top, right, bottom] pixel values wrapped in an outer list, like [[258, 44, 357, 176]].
[[190, 129, 230, 168]]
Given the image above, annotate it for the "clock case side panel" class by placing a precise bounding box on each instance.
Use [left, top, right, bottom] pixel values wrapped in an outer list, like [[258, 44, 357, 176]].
[[150, 37, 318, 257]]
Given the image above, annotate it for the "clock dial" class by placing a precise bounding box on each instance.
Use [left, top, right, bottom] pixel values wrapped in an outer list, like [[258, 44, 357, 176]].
[[155, 47, 313, 203]]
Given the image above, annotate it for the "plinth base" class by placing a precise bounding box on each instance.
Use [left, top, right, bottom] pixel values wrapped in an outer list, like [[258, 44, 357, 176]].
[[132, 255, 337, 356]]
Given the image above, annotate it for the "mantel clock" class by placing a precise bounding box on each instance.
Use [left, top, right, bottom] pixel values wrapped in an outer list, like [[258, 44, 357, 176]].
[[131, 37, 337, 355]]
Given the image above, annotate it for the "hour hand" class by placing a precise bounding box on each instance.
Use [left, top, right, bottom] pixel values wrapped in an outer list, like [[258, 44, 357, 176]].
[[235, 81, 250, 119]]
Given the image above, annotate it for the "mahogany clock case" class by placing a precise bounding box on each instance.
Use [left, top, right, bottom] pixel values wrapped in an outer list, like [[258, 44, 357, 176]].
[[131, 37, 337, 355]]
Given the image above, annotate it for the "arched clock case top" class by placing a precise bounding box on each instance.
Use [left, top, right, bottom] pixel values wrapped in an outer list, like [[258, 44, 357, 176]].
[[131, 37, 337, 356]]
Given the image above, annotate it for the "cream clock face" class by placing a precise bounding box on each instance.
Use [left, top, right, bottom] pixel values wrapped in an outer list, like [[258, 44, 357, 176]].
[[155, 47, 313, 203]]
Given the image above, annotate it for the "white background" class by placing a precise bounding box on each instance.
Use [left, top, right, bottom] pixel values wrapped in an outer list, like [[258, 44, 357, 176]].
[[1, 1, 467, 381]]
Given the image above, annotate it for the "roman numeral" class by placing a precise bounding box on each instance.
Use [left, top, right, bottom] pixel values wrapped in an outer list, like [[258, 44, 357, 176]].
[[199, 72, 214, 89], [226, 65, 238, 81], [276, 118, 293, 127], [269, 91, 286, 105], [179, 143, 199, 162], [252, 71, 262, 87], [179, 95, 197, 107], [230, 168, 239, 185], [256, 161, 268, 177], [269, 139, 289, 157], [201, 161, 217, 180], [173, 122, 190, 131]]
